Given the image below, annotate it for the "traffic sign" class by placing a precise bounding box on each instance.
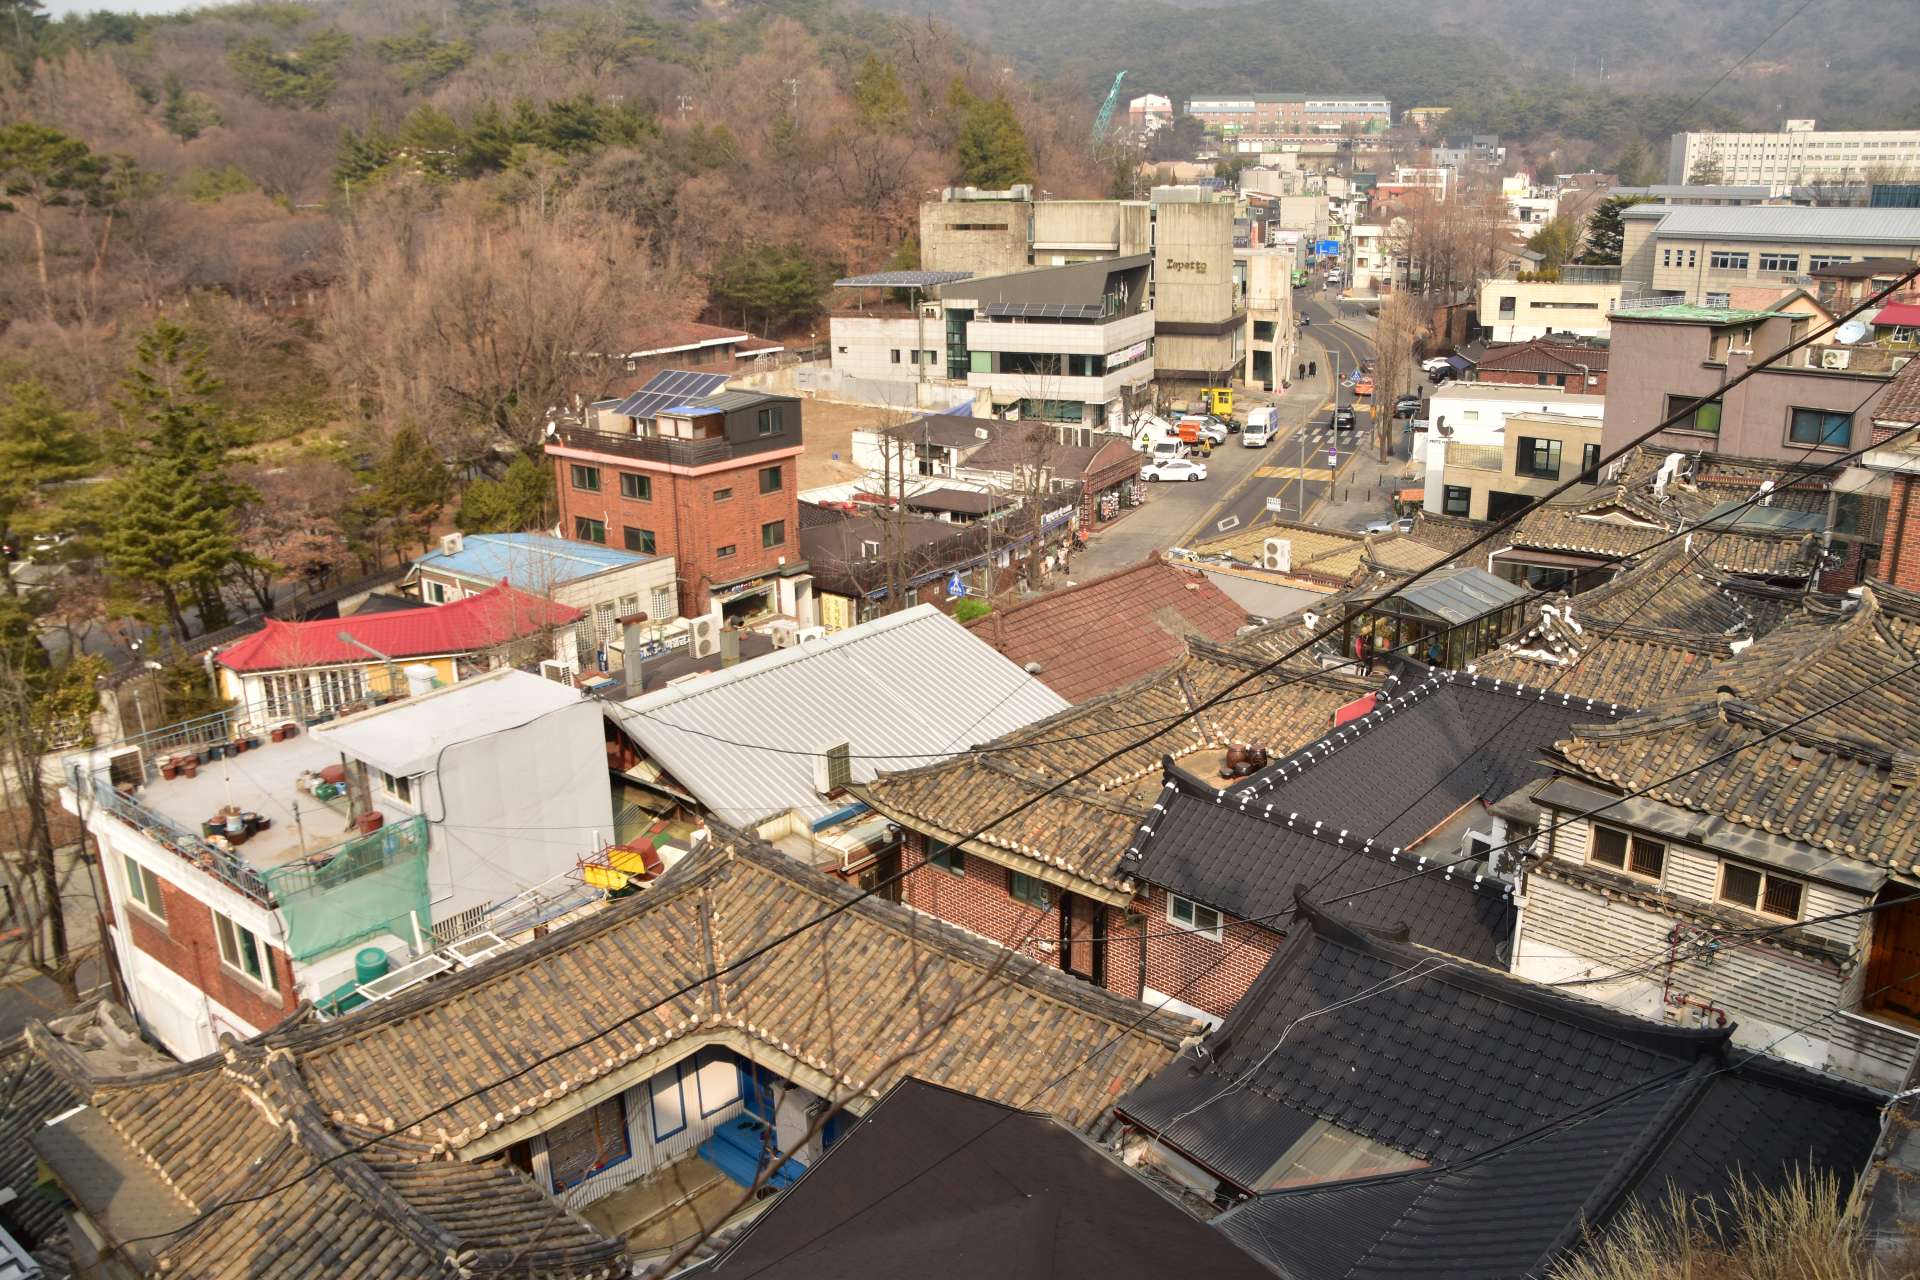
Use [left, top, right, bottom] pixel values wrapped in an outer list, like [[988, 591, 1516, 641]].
[[946, 571, 965, 597], [1314, 239, 1340, 257], [1326, 447, 1338, 468], [1265, 496, 1288, 513]]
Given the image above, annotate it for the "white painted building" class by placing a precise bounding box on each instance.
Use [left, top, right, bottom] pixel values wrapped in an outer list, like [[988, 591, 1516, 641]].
[[1669, 120, 1920, 191], [62, 669, 613, 1060], [1421, 384, 1606, 513]]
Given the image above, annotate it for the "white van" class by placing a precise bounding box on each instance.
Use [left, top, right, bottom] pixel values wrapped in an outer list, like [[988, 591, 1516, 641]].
[[1242, 406, 1277, 447]]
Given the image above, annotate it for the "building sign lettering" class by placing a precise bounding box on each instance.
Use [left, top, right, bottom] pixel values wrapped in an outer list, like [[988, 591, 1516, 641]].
[[1164, 260, 1208, 273]]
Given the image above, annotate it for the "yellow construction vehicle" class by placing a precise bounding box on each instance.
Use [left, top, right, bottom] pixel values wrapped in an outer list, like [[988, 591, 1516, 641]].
[[1200, 386, 1234, 418]]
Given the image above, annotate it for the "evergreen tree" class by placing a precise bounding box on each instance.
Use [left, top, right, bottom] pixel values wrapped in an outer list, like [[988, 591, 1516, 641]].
[[1615, 137, 1656, 187], [104, 321, 250, 638], [455, 454, 551, 533], [955, 93, 1034, 188], [0, 378, 93, 595], [161, 72, 222, 141], [1526, 216, 1582, 271], [1687, 153, 1725, 184], [1580, 195, 1653, 265], [852, 54, 907, 130], [376, 425, 450, 554]]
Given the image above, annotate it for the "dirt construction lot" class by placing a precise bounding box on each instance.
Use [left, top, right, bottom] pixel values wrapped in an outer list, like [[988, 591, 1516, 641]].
[[796, 400, 907, 490]]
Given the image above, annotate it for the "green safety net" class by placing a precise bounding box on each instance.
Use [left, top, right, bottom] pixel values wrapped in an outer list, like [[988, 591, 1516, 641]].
[[262, 814, 431, 962]]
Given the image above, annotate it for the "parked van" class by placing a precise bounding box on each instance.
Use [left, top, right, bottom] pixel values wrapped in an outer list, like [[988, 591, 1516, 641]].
[[1243, 406, 1277, 447]]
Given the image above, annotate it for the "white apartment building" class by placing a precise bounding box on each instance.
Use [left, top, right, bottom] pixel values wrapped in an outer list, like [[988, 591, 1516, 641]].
[[1478, 276, 1631, 343], [1668, 120, 1920, 192]]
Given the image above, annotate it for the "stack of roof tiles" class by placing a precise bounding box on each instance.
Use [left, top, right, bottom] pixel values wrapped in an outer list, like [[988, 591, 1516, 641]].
[[1119, 903, 1884, 1278], [26, 839, 1188, 1278]]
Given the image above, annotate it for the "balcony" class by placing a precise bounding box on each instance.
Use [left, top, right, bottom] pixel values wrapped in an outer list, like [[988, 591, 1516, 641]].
[[74, 724, 432, 961], [1444, 443, 1505, 473], [550, 425, 789, 469]]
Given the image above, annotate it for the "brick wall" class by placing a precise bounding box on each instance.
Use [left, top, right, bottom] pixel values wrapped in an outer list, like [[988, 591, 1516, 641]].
[[1476, 369, 1609, 394], [1881, 469, 1920, 591], [122, 866, 298, 1032], [1113, 884, 1280, 1020], [898, 832, 1058, 969], [553, 455, 800, 615]]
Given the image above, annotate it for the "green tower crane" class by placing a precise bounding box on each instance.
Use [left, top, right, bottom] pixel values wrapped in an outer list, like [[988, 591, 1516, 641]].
[[1091, 70, 1127, 148]]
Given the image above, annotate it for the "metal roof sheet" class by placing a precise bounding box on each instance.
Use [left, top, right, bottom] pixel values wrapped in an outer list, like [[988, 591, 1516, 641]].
[[833, 269, 975, 288], [611, 605, 1069, 824], [411, 532, 653, 587], [1639, 204, 1920, 244], [1380, 566, 1530, 624]]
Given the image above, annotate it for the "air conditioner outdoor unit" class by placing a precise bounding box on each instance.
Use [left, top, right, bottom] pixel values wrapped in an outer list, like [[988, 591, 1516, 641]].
[[538, 659, 571, 683], [813, 741, 853, 795], [1262, 538, 1292, 573], [797, 626, 826, 644], [439, 532, 464, 556], [1822, 348, 1852, 370], [688, 615, 721, 660]]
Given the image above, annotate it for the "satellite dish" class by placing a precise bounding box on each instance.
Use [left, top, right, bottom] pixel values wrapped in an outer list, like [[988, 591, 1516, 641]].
[[1835, 319, 1871, 346]]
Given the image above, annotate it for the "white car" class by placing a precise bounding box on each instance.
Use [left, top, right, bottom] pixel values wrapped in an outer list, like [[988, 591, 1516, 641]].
[[1365, 517, 1414, 535], [1142, 458, 1208, 482]]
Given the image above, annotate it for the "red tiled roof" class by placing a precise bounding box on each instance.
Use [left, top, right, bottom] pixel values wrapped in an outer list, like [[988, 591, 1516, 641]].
[[1880, 354, 1920, 425], [1874, 301, 1920, 329], [968, 558, 1248, 703], [1475, 339, 1610, 377], [215, 583, 581, 673]]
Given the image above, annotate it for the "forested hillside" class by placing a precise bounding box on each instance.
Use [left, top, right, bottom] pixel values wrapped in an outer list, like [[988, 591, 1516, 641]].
[[859, 0, 1920, 144], [0, 0, 1106, 676]]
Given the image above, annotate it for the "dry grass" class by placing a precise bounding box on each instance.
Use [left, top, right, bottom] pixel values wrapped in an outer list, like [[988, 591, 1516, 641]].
[[1552, 1173, 1920, 1280], [796, 400, 898, 490]]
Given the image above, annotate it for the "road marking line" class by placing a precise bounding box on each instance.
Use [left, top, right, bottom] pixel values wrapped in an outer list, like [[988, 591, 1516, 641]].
[[1215, 514, 1242, 532], [1255, 466, 1335, 480]]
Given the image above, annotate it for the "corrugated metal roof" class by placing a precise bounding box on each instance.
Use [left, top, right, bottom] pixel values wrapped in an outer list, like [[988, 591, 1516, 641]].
[[833, 269, 975, 288], [611, 605, 1070, 824], [1641, 204, 1920, 244]]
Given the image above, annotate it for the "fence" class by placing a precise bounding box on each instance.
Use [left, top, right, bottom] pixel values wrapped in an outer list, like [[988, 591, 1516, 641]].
[[260, 814, 431, 962], [88, 772, 273, 906]]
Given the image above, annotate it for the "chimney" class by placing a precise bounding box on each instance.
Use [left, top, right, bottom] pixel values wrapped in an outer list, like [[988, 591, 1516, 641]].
[[620, 612, 650, 697], [719, 627, 741, 668]]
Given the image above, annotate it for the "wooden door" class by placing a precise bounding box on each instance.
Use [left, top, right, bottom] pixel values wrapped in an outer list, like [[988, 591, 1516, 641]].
[[1866, 892, 1920, 1023], [1061, 894, 1104, 986]]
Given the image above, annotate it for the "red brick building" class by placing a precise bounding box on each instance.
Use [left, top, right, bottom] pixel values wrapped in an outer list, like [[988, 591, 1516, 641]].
[[1863, 357, 1920, 589], [549, 389, 812, 621]]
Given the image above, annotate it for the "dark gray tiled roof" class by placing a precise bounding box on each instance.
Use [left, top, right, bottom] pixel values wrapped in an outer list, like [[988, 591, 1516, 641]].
[[1124, 773, 1514, 966], [707, 1079, 1275, 1280], [1126, 906, 1884, 1278]]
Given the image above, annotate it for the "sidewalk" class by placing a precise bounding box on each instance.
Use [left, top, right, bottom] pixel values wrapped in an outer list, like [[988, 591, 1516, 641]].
[[1312, 420, 1421, 533]]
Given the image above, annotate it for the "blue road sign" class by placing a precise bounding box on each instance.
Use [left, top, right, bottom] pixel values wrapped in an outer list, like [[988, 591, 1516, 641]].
[[1314, 239, 1340, 257], [946, 571, 965, 598]]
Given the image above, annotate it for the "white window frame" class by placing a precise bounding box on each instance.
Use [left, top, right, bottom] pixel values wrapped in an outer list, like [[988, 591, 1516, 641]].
[[423, 579, 449, 605], [1716, 861, 1805, 921], [123, 854, 166, 923], [380, 769, 415, 807], [1168, 894, 1223, 940], [214, 910, 280, 992]]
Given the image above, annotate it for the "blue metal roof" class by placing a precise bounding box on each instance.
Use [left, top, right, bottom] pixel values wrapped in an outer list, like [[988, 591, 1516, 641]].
[[412, 533, 653, 589]]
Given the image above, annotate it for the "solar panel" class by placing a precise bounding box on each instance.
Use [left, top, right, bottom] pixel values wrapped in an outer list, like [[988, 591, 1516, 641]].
[[612, 369, 729, 419]]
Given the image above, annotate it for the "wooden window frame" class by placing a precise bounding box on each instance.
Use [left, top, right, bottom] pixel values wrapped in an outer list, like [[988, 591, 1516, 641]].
[[1586, 821, 1665, 881], [1716, 861, 1805, 921]]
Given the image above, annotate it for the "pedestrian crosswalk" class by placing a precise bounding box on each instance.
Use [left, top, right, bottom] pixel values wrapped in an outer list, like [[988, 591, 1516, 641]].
[[1255, 465, 1335, 480]]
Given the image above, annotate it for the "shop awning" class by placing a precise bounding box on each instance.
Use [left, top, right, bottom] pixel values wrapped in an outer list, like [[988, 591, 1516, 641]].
[[1396, 487, 1425, 503], [1445, 354, 1472, 372]]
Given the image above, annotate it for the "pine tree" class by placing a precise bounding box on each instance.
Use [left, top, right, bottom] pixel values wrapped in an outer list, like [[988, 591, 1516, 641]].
[[956, 95, 1034, 188], [377, 425, 450, 555], [0, 379, 93, 596], [1580, 195, 1653, 265], [456, 454, 551, 533], [1615, 137, 1655, 187]]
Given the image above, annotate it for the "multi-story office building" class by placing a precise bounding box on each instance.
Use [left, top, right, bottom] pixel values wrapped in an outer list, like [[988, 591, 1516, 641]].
[[917, 187, 1248, 388], [831, 256, 1157, 430], [1183, 95, 1391, 133], [1668, 120, 1920, 191], [1620, 204, 1920, 304]]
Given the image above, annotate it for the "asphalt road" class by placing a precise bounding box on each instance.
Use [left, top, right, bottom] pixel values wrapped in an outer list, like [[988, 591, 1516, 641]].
[[1190, 298, 1380, 541]]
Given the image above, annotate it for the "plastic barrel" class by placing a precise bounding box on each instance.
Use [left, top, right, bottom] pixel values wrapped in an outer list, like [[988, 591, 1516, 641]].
[[355, 947, 389, 987]]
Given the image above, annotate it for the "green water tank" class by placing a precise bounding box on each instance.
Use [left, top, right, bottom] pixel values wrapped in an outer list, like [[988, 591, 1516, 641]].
[[355, 947, 389, 986]]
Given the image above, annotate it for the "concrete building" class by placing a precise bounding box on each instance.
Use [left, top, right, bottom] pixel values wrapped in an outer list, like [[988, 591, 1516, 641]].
[[830, 257, 1156, 430], [1239, 247, 1297, 390], [1346, 224, 1393, 292], [1422, 384, 1606, 515], [1127, 93, 1173, 132], [1608, 184, 1777, 206], [1428, 409, 1605, 521], [1183, 95, 1390, 134], [1603, 303, 1903, 462], [1478, 275, 1636, 342], [918, 187, 1238, 387], [1668, 120, 1920, 191], [60, 669, 612, 1059], [1620, 204, 1920, 304]]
